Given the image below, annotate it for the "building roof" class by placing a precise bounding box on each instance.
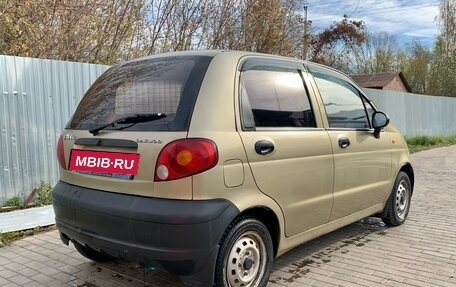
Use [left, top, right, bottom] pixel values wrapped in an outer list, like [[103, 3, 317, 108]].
[[350, 71, 412, 92]]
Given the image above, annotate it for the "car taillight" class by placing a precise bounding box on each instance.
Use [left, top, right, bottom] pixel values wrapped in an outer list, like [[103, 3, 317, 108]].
[[57, 135, 66, 169], [155, 138, 218, 182]]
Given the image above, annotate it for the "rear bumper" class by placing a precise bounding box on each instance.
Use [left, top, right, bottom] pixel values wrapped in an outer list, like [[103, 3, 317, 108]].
[[52, 181, 239, 285]]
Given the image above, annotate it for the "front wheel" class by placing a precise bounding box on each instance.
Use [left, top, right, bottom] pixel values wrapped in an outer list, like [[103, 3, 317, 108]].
[[382, 171, 412, 226], [214, 217, 273, 287]]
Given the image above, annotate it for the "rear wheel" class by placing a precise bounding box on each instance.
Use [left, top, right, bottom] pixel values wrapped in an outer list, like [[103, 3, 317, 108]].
[[73, 241, 114, 262], [214, 217, 273, 287], [382, 171, 412, 226]]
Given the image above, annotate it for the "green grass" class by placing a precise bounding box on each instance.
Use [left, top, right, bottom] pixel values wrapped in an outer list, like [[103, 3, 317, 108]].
[[4, 196, 23, 208], [406, 135, 456, 153], [0, 225, 56, 247], [2, 183, 53, 209]]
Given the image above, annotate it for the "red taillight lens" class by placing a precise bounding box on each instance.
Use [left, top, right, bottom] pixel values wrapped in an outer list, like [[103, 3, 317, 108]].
[[57, 135, 66, 169], [154, 138, 218, 182]]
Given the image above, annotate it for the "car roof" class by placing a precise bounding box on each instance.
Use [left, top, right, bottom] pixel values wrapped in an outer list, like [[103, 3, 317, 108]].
[[120, 50, 304, 65], [113, 50, 361, 90]]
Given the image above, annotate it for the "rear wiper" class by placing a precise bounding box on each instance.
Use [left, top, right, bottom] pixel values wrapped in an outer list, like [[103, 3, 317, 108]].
[[89, 113, 167, 136]]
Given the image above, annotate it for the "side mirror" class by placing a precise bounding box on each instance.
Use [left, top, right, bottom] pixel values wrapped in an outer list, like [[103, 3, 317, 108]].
[[372, 111, 390, 139]]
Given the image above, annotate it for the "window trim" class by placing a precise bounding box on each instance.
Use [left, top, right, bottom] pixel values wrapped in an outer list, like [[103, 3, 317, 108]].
[[67, 56, 213, 132], [240, 77, 255, 131], [306, 64, 376, 131], [238, 58, 317, 131]]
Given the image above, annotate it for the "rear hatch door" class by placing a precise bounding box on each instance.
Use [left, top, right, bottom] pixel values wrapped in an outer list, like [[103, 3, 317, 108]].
[[59, 55, 213, 199]]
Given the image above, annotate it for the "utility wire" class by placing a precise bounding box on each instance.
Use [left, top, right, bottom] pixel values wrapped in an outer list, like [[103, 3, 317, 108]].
[[356, 3, 438, 17], [307, 0, 438, 7], [348, 0, 360, 18], [311, 2, 439, 21]]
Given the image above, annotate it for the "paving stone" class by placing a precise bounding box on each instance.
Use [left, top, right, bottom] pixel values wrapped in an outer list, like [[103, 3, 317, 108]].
[[14, 267, 40, 278], [0, 268, 18, 279], [22, 282, 46, 287], [29, 273, 55, 285], [8, 275, 32, 285]]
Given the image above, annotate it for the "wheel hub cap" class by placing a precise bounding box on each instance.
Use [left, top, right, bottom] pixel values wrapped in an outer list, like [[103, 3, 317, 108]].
[[396, 180, 409, 220], [243, 258, 254, 270], [227, 234, 263, 287]]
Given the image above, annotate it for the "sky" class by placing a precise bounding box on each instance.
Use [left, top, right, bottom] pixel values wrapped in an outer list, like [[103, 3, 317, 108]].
[[306, 0, 441, 48]]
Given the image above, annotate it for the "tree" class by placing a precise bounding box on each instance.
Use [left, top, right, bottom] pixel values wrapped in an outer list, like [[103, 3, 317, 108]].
[[196, 0, 240, 49], [428, 0, 456, 96], [428, 38, 456, 96], [350, 32, 400, 74], [309, 16, 366, 68], [0, 0, 147, 64], [198, 0, 305, 57], [0, 0, 366, 66], [399, 41, 433, 94], [0, 0, 35, 56], [437, 0, 456, 55]]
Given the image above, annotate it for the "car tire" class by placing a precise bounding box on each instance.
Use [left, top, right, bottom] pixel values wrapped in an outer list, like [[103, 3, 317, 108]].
[[381, 171, 412, 226], [214, 217, 273, 287], [73, 241, 114, 262]]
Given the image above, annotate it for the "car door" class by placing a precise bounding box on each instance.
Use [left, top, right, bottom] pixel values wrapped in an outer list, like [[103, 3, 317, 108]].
[[237, 58, 334, 237], [306, 63, 393, 221]]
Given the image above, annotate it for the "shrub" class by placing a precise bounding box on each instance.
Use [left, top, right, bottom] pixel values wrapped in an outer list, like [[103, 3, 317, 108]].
[[35, 183, 53, 206], [4, 196, 23, 208]]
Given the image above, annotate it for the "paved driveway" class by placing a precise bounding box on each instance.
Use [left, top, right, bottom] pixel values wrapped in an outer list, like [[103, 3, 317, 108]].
[[1, 146, 455, 287]]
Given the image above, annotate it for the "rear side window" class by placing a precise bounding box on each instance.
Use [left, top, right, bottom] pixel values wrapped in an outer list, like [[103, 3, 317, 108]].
[[68, 56, 212, 131], [240, 59, 315, 129]]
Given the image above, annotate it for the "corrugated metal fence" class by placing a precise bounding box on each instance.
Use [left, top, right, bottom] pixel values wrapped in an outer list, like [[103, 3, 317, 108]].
[[1, 55, 456, 204], [0, 55, 108, 205], [365, 88, 456, 137]]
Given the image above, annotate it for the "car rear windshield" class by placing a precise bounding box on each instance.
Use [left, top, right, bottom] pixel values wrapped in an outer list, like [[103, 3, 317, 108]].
[[68, 55, 213, 131]]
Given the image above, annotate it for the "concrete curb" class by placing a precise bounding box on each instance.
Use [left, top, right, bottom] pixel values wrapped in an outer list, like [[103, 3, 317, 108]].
[[0, 205, 55, 233]]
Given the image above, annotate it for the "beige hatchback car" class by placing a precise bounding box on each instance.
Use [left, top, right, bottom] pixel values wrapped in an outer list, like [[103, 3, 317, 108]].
[[53, 50, 414, 287]]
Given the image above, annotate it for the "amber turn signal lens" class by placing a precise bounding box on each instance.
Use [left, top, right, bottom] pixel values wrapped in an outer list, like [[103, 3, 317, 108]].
[[154, 138, 218, 182], [176, 150, 193, 166]]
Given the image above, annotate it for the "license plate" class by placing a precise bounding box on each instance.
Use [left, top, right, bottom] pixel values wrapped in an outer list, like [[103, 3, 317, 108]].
[[69, 149, 140, 176]]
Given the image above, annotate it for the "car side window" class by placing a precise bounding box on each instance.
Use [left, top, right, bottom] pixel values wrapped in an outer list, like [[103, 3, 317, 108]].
[[240, 61, 315, 129], [309, 68, 370, 129]]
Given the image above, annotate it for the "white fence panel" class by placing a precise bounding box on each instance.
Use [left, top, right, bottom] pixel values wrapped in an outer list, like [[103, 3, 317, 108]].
[[0, 55, 108, 205], [365, 88, 456, 137]]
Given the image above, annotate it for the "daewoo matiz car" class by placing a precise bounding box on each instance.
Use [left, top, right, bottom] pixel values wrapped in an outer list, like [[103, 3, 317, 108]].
[[52, 50, 414, 287]]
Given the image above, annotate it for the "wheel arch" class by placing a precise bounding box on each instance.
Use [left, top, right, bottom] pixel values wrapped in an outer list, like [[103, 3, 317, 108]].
[[235, 206, 281, 257], [378, 164, 414, 219], [400, 163, 414, 194]]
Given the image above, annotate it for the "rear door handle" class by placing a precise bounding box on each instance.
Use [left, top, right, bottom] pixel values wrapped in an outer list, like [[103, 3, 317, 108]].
[[255, 140, 275, 155], [338, 137, 350, 149]]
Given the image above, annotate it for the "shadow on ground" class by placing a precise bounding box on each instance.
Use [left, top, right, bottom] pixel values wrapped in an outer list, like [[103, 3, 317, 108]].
[[85, 217, 388, 286]]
